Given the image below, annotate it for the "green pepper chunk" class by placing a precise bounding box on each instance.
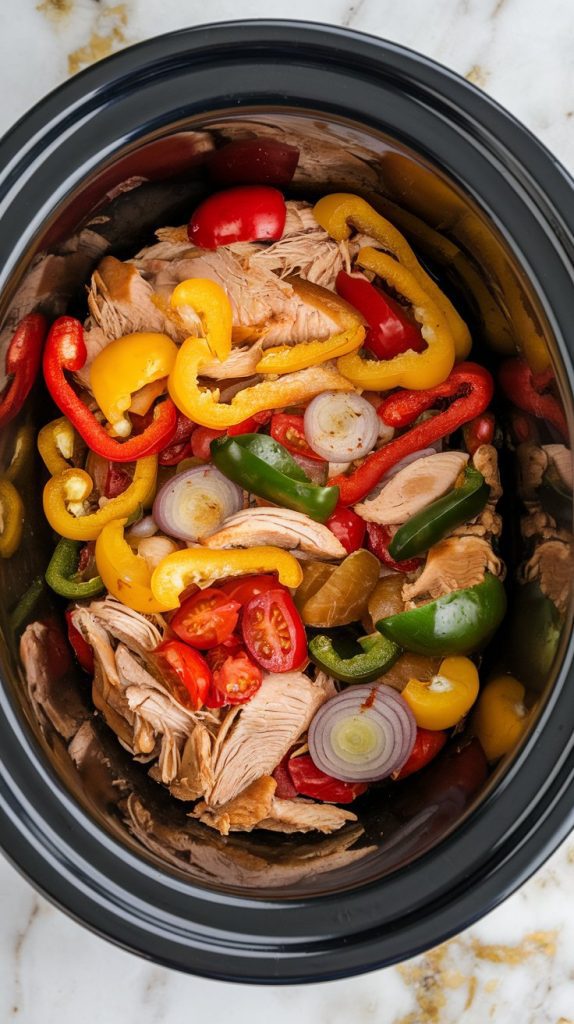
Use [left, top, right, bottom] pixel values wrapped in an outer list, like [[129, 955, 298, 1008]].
[[376, 573, 507, 656], [45, 537, 104, 599], [211, 433, 339, 522], [508, 580, 563, 691], [309, 631, 401, 684], [388, 466, 490, 562]]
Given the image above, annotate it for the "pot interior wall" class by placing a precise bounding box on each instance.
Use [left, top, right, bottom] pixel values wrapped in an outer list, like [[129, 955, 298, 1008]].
[[0, 109, 571, 899]]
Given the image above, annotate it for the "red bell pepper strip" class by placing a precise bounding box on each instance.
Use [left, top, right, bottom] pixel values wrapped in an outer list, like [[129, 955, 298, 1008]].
[[190, 413, 272, 461], [499, 357, 568, 440], [65, 609, 94, 674], [208, 138, 299, 186], [0, 313, 46, 428], [366, 522, 422, 573], [330, 362, 494, 505], [43, 317, 177, 463], [394, 728, 447, 779], [336, 270, 424, 360], [326, 506, 366, 553], [188, 186, 286, 249]]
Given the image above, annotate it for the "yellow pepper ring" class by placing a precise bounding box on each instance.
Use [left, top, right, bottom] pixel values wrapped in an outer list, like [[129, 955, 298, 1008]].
[[402, 655, 480, 730], [256, 324, 365, 374], [37, 416, 77, 476], [42, 455, 157, 541], [472, 674, 530, 762], [89, 332, 178, 436], [0, 478, 24, 558], [95, 518, 171, 613], [170, 278, 232, 363], [313, 193, 471, 360], [151, 547, 303, 609], [335, 248, 456, 391]]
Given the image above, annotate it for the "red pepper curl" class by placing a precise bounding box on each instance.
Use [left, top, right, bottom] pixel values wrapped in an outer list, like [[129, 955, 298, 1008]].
[[499, 357, 568, 440], [0, 313, 47, 428]]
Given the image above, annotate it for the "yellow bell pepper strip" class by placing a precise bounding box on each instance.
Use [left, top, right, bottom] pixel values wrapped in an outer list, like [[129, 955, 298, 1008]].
[[402, 656, 480, 730], [37, 417, 77, 475], [168, 340, 352, 429], [313, 193, 471, 359], [5, 423, 35, 483], [472, 674, 530, 761], [336, 248, 455, 391], [0, 478, 24, 558], [89, 332, 178, 437], [43, 455, 157, 541], [95, 518, 171, 613], [151, 547, 303, 610], [170, 279, 232, 362], [255, 324, 365, 374]]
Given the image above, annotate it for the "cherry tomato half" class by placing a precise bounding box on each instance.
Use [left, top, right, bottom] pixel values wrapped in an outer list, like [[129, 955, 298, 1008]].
[[65, 610, 93, 674], [188, 186, 286, 249], [170, 588, 240, 650], [270, 413, 326, 462], [211, 647, 263, 705], [394, 728, 447, 780], [208, 138, 299, 186], [241, 589, 307, 672], [366, 522, 423, 574], [326, 506, 366, 554], [191, 426, 225, 461], [288, 754, 368, 803], [155, 640, 211, 710], [463, 412, 496, 456], [220, 574, 287, 606]]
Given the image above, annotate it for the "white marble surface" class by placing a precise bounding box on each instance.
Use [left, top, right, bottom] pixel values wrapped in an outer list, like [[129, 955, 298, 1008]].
[[1, 1, 574, 1020]]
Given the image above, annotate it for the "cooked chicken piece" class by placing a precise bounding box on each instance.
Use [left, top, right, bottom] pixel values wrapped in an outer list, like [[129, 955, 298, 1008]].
[[355, 451, 469, 526], [76, 596, 163, 654], [378, 652, 442, 692], [543, 444, 573, 491], [451, 446, 502, 541], [153, 723, 214, 801], [472, 444, 502, 502], [522, 538, 574, 615], [203, 507, 347, 559], [451, 507, 503, 540], [200, 340, 265, 380], [517, 443, 549, 500], [20, 622, 88, 740], [258, 797, 357, 834], [402, 536, 504, 606], [207, 671, 335, 806], [240, 221, 347, 290], [520, 506, 557, 539]]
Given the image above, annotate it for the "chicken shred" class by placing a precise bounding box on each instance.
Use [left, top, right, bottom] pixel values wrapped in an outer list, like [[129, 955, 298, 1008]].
[[522, 538, 574, 615], [203, 506, 347, 559], [355, 451, 469, 526], [402, 535, 504, 607]]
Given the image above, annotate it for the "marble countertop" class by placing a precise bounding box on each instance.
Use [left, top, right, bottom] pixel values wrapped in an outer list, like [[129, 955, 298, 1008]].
[[1, 1, 574, 1021]]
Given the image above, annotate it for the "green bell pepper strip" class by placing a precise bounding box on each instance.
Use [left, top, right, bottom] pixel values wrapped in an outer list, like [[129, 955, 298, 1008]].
[[9, 576, 45, 633], [309, 631, 401, 684], [388, 466, 490, 562], [376, 573, 507, 656], [45, 538, 105, 599], [211, 433, 339, 522], [508, 580, 562, 691]]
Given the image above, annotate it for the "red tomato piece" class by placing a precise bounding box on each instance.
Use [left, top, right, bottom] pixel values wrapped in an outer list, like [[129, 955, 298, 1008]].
[[228, 410, 272, 435], [220, 574, 287, 606], [208, 139, 299, 186], [170, 588, 240, 649], [105, 463, 132, 498], [212, 650, 263, 705], [270, 413, 326, 462], [188, 186, 286, 249], [65, 610, 94, 674], [336, 270, 425, 360], [288, 754, 368, 803], [326, 506, 366, 553], [463, 412, 496, 456], [366, 522, 423, 573], [190, 426, 225, 461], [241, 589, 307, 672], [394, 728, 447, 780], [155, 640, 211, 710]]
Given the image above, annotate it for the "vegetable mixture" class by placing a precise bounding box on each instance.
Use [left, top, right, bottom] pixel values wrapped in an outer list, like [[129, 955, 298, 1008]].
[[12, 176, 560, 838]]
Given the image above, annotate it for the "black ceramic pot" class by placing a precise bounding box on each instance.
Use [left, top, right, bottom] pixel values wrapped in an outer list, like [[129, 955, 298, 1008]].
[[0, 20, 573, 983]]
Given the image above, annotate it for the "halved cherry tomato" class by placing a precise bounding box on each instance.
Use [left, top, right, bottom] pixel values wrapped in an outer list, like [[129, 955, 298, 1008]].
[[65, 609, 94, 674], [228, 410, 272, 435], [326, 506, 366, 553], [241, 589, 307, 672], [191, 426, 224, 461], [170, 588, 240, 649], [208, 139, 299, 186], [366, 522, 423, 573], [394, 728, 447, 780], [212, 648, 263, 705], [220, 574, 287, 606], [463, 412, 496, 456], [288, 754, 368, 803], [270, 413, 326, 462], [155, 640, 211, 710], [188, 186, 286, 249]]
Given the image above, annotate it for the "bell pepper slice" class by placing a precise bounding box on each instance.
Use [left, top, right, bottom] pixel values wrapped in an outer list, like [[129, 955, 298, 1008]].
[[211, 433, 339, 522], [0, 313, 46, 429], [336, 270, 425, 359], [37, 416, 77, 475], [499, 358, 568, 440], [402, 655, 480, 730], [170, 278, 232, 362], [255, 324, 365, 374], [472, 674, 530, 761], [9, 576, 45, 634], [308, 631, 401, 684], [151, 547, 303, 609], [376, 573, 507, 656], [0, 478, 24, 558], [89, 332, 177, 435], [95, 518, 171, 613], [43, 454, 157, 541], [168, 336, 352, 428], [331, 362, 494, 505], [393, 728, 447, 779], [43, 317, 177, 463], [508, 580, 562, 691], [5, 424, 35, 484], [336, 248, 455, 391], [388, 466, 490, 561], [188, 186, 286, 249], [45, 537, 104, 599], [313, 193, 471, 359]]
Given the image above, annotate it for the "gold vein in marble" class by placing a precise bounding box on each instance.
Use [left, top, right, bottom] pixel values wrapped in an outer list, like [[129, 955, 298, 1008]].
[[67, 3, 129, 76]]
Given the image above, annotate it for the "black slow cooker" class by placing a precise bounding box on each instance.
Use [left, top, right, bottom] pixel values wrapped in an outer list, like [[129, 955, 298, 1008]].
[[0, 20, 573, 983]]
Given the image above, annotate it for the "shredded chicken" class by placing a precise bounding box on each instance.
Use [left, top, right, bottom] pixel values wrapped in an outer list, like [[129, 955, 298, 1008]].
[[20, 622, 88, 739], [452, 445, 503, 541], [74, 595, 163, 654], [522, 538, 574, 615], [355, 451, 469, 526], [402, 535, 504, 606], [472, 444, 503, 502], [203, 507, 347, 559], [517, 442, 549, 500], [543, 443, 573, 491]]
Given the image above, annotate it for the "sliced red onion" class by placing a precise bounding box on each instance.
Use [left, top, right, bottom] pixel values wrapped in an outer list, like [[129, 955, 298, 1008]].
[[304, 391, 380, 463], [291, 453, 328, 485], [379, 447, 437, 484], [127, 514, 158, 539], [153, 465, 243, 542], [308, 685, 416, 783]]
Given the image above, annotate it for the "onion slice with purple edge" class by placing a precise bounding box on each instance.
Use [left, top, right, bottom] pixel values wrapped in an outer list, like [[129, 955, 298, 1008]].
[[153, 465, 243, 542], [378, 447, 436, 483], [304, 391, 380, 463], [309, 685, 416, 782]]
